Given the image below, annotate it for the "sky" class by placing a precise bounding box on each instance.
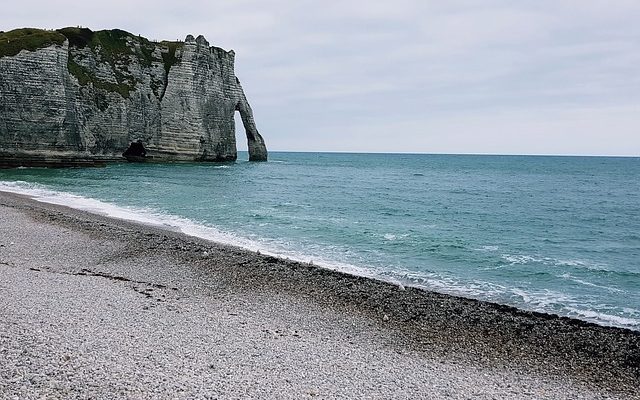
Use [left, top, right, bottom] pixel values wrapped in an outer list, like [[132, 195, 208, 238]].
[[2, 1, 639, 155]]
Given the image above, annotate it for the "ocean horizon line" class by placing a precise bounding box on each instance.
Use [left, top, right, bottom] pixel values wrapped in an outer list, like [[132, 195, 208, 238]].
[[238, 150, 640, 159]]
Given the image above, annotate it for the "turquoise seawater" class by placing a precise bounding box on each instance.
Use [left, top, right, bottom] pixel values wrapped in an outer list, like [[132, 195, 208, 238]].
[[1, 152, 639, 329]]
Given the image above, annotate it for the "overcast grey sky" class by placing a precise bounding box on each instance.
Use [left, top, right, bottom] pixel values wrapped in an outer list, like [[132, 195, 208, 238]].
[[3, 1, 639, 155]]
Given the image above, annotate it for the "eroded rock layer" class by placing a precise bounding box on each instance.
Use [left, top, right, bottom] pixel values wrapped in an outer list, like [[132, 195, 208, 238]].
[[0, 28, 267, 167]]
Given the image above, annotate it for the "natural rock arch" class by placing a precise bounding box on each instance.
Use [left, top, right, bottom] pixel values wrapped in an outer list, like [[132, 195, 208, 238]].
[[235, 97, 267, 161]]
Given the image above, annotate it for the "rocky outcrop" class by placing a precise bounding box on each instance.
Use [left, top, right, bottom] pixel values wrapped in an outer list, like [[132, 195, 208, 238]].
[[0, 28, 267, 167]]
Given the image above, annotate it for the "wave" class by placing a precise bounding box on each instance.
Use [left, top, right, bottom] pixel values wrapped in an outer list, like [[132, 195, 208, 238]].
[[559, 273, 624, 293], [380, 269, 639, 329], [501, 254, 544, 265], [475, 245, 500, 252], [501, 253, 612, 270], [499, 252, 640, 278], [509, 288, 640, 329], [564, 307, 640, 329]]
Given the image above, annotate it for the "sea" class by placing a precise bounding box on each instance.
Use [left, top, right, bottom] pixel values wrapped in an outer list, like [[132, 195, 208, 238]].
[[1, 152, 639, 330]]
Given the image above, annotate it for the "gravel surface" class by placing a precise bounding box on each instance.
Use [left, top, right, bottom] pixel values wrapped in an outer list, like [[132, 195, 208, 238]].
[[0, 191, 638, 399]]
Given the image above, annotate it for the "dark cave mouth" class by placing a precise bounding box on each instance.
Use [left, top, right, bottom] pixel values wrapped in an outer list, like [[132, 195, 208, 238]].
[[122, 140, 147, 161]]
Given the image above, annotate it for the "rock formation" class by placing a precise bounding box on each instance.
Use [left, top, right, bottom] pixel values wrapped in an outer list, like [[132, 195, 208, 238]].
[[0, 28, 267, 167]]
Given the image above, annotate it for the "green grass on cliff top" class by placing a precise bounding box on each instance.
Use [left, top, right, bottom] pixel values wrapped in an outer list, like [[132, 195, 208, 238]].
[[0, 28, 66, 57], [0, 27, 185, 98], [1, 27, 184, 67], [0, 27, 188, 99], [59, 28, 148, 64]]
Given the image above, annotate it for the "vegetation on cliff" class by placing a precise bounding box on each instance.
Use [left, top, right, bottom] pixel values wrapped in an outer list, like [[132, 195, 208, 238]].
[[63, 28, 141, 98], [59, 27, 184, 99], [0, 27, 185, 99], [160, 40, 182, 75], [0, 28, 66, 58]]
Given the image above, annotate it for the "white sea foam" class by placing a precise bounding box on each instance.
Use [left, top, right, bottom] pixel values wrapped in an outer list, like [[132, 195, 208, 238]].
[[622, 307, 640, 316], [388, 267, 508, 300], [555, 259, 588, 267], [475, 245, 499, 252], [565, 307, 640, 329], [509, 287, 575, 310], [509, 286, 640, 328], [559, 273, 623, 293], [501, 254, 544, 265], [389, 267, 639, 329], [501, 253, 609, 271], [381, 233, 411, 242]]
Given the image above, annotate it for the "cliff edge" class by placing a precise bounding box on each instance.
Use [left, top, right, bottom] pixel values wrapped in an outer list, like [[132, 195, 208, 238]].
[[0, 27, 267, 167]]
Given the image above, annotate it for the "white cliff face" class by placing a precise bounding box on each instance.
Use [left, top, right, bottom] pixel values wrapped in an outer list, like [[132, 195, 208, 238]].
[[0, 44, 76, 153], [0, 29, 267, 167], [157, 35, 238, 160]]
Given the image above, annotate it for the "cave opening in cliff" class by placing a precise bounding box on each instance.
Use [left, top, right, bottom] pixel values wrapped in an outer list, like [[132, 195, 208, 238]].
[[122, 140, 147, 161]]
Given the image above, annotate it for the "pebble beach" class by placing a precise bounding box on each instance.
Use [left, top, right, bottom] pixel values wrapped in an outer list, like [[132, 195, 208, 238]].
[[1, 191, 638, 399]]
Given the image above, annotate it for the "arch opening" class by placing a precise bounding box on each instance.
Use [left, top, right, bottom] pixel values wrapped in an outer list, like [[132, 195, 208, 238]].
[[234, 100, 267, 161]]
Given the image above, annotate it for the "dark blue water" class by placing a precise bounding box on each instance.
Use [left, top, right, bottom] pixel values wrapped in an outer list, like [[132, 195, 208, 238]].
[[2, 153, 639, 329]]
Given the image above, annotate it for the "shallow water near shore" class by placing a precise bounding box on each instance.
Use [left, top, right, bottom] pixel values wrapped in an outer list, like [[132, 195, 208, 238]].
[[1, 152, 639, 329]]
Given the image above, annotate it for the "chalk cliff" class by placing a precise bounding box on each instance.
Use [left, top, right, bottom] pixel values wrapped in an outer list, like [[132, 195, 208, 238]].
[[0, 28, 267, 167]]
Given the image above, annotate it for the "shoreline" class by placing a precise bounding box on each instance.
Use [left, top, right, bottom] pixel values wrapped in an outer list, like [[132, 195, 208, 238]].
[[1, 186, 637, 332], [1, 190, 638, 398], [2, 182, 635, 332]]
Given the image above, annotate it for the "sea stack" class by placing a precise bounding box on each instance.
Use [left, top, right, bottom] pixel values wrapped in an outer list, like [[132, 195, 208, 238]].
[[0, 28, 268, 167]]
